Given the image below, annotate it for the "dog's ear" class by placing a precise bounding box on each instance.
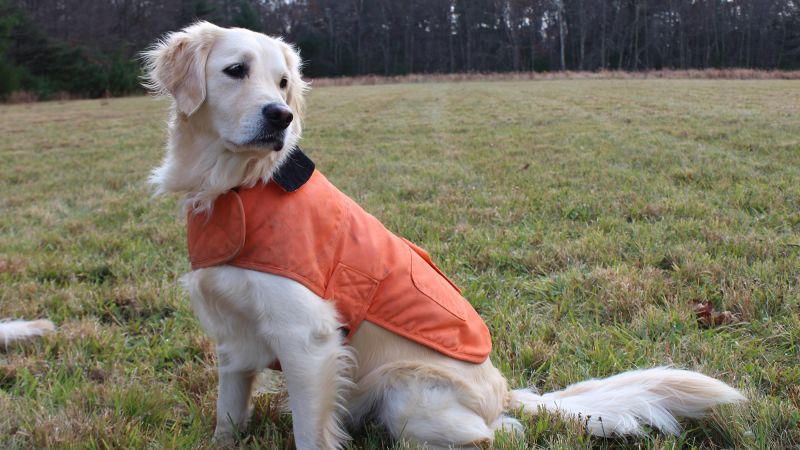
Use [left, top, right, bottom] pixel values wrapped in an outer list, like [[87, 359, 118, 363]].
[[277, 39, 309, 136], [142, 21, 221, 116]]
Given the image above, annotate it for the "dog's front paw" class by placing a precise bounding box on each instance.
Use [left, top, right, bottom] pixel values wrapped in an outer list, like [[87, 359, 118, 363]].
[[211, 430, 236, 448]]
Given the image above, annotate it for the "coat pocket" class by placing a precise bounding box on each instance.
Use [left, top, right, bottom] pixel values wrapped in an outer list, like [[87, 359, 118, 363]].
[[403, 238, 466, 321]]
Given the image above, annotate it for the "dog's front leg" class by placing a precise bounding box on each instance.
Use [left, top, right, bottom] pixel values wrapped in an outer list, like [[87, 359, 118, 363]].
[[212, 368, 257, 443], [276, 330, 353, 450]]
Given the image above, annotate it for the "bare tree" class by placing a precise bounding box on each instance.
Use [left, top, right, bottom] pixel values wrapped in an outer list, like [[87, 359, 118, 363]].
[[5, 0, 799, 90]]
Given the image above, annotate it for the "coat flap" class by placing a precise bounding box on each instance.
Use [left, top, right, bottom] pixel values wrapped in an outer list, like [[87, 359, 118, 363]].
[[187, 191, 246, 269]]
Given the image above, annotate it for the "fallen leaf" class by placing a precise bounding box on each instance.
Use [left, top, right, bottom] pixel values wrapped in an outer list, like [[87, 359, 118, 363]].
[[690, 300, 739, 327]]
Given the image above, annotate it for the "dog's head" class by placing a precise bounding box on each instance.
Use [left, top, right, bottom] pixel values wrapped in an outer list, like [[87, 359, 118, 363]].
[[143, 22, 310, 210], [143, 21, 307, 153]]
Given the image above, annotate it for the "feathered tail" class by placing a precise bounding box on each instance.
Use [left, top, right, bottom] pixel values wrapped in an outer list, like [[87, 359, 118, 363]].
[[0, 319, 55, 346], [510, 367, 745, 436]]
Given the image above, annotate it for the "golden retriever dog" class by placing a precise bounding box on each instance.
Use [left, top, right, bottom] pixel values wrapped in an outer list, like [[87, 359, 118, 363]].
[[143, 21, 744, 449]]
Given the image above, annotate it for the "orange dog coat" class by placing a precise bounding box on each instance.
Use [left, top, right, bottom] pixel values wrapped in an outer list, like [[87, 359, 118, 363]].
[[187, 150, 491, 364]]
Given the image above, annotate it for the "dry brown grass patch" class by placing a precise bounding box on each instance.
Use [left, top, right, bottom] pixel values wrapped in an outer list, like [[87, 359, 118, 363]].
[[311, 69, 800, 87]]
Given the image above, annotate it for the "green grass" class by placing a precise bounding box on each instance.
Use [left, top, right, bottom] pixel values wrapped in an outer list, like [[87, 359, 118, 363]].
[[1, 79, 799, 449]]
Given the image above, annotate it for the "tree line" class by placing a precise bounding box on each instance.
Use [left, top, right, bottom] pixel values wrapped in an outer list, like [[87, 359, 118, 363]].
[[2, 0, 799, 99]]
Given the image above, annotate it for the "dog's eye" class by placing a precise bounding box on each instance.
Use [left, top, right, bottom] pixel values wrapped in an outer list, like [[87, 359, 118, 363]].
[[279, 77, 288, 89], [223, 63, 247, 79]]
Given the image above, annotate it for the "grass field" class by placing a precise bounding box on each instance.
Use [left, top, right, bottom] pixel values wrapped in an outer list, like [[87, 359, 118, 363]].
[[1, 79, 799, 449]]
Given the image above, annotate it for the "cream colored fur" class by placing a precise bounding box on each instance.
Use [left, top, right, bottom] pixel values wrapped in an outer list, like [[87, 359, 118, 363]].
[[144, 22, 745, 449], [0, 319, 54, 346]]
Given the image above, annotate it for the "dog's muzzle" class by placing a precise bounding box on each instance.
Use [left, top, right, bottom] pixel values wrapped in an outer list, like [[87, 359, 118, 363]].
[[251, 103, 293, 151]]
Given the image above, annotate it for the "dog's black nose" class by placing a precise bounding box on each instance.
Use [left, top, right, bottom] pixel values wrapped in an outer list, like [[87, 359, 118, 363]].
[[262, 103, 293, 130]]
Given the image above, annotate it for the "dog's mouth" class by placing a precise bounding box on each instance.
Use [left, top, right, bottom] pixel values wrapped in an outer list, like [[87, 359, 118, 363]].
[[250, 131, 286, 152], [232, 130, 286, 152]]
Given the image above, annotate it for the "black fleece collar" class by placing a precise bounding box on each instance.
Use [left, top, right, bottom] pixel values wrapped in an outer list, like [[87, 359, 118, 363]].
[[272, 147, 315, 192]]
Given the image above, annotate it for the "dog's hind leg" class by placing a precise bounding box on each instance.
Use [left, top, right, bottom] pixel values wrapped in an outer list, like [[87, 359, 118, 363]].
[[353, 362, 509, 449], [384, 395, 493, 449]]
